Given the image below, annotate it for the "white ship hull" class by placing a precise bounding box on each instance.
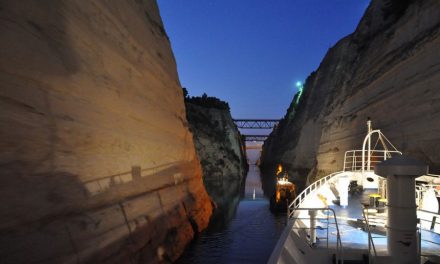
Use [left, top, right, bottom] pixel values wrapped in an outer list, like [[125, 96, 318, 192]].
[[268, 121, 440, 264]]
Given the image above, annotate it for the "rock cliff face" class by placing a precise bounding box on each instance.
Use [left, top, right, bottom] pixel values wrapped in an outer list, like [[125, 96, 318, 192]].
[[261, 0, 440, 187], [0, 1, 212, 263], [185, 97, 248, 207]]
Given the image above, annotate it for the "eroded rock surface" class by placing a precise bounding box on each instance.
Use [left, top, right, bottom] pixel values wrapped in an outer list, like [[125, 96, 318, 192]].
[[0, 1, 212, 263], [185, 98, 248, 206], [261, 0, 440, 186]]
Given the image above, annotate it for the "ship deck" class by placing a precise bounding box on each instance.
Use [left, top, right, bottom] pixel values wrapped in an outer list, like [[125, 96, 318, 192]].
[[314, 190, 440, 255]]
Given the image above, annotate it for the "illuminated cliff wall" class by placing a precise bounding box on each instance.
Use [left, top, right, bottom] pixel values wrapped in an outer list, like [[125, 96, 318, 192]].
[[0, 0, 212, 262], [261, 0, 440, 186]]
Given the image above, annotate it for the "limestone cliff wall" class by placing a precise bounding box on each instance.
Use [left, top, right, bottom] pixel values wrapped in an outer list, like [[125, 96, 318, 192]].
[[261, 0, 440, 187], [185, 102, 248, 206], [0, 1, 212, 263]]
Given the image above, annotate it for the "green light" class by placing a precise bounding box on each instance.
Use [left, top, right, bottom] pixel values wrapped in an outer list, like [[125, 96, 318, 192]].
[[295, 81, 304, 105]]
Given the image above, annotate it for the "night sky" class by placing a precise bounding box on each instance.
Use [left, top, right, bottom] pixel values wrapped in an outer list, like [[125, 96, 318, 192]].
[[157, 1, 370, 119]]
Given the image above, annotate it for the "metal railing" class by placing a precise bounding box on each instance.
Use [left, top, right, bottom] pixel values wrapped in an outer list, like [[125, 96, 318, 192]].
[[418, 209, 440, 236], [415, 185, 436, 207], [288, 171, 344, 215], [343, 150, 402, 172], [362, 207, 383, 264], [418, 210, 440, 261], [362, 207, 440, 263], [290, 207, 344, 264]]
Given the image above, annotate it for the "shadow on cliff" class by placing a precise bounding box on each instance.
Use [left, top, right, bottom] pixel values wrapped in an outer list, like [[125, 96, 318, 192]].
[[0, 161, 90, 263], [0, 163, 89, 228], [0, 83, 85, 232], [0, 1, 91, 262], [0, 0, 84, 214]]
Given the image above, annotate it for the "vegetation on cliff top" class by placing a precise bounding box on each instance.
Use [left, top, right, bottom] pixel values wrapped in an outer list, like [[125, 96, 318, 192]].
[[183, 88, 230, 111], [182, 87, 248, 186]]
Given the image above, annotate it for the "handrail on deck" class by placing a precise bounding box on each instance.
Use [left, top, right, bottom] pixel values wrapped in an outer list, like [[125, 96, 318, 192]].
[[289, 207, 344, 264], [287, 171, 344, 218], [362, 207, 440, 264], [362, 208, 379, 264], [343, 150, 402, 172]]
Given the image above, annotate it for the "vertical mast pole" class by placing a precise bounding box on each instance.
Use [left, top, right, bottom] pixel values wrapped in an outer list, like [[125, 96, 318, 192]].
[[367, 118, 372, 171]]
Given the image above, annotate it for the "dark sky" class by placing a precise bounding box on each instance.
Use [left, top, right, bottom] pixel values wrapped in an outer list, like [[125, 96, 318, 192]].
[[157, 1, 370, 119]]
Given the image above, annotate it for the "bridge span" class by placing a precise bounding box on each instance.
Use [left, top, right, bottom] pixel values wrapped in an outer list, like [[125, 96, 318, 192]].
[[233, 119, 279, 129], [242, 135, 269, 142], [233, 119, 280, 142]]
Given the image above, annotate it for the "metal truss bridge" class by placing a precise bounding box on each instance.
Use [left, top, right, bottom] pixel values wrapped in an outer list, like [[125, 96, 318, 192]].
[[233, 119, 280, 142], [233, 119, 279, 129], [242, 135, 269, 142]]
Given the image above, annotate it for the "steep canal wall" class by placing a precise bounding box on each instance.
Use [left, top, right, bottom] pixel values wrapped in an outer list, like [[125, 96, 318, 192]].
[[261, 0, 440, 186], [185, 95, 248, 208], [0, 1, 212, 263]]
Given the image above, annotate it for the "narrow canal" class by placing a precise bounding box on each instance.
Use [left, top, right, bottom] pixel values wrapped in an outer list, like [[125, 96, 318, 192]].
[[177, 148, 285, 264]]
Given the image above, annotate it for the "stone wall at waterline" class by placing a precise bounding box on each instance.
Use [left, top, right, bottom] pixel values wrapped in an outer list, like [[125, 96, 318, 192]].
[[0, 0, 212, 263]]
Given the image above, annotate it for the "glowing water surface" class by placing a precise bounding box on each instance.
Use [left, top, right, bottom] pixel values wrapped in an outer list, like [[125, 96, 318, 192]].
[[177, 149, 285, 264]]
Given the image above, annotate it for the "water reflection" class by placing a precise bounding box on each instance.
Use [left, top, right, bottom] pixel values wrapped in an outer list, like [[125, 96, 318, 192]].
[[203, 175, 245, 231], [260, 168, 277, 199], [177, 149, 285, 264]]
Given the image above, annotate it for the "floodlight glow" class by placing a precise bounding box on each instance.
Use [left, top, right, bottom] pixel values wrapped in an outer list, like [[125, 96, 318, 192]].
[[295, 80, 304, 105]]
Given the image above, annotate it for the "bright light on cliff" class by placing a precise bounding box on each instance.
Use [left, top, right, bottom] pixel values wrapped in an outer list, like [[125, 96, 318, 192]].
[[276, 164, 283, 175], [295, 81, 304, 104]]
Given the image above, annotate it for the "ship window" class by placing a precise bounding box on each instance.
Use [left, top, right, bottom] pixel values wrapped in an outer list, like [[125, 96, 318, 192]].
[[366, 177, 374, 182]]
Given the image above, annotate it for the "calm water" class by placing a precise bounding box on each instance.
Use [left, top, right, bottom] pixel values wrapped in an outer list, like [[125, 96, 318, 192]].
[[177, 149, 285, 264]]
